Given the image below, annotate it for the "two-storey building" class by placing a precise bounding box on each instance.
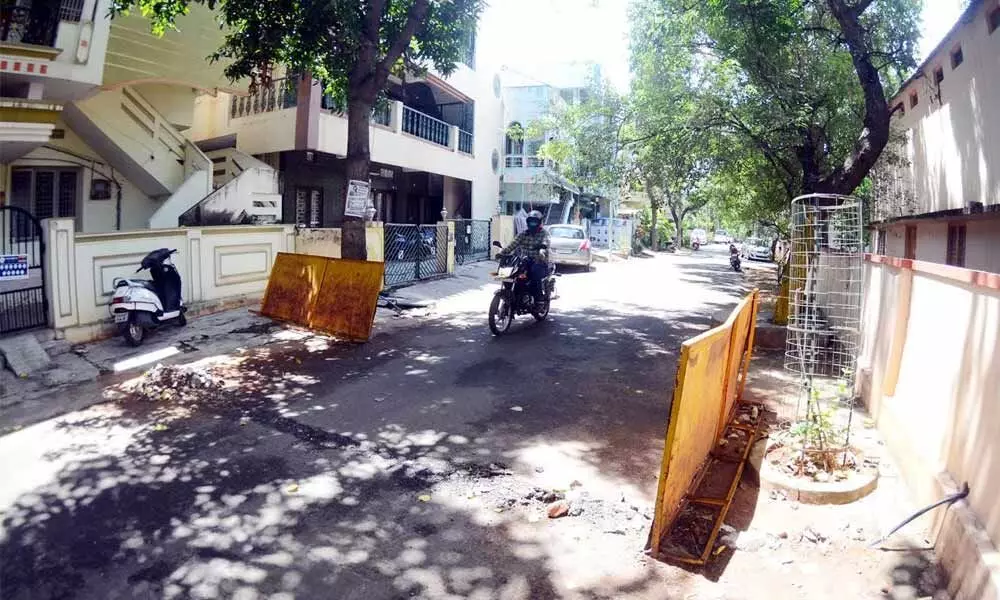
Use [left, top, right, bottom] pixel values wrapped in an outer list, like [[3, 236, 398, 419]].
[[871, 0, 1000, 273], [189, 31, 505, 228]]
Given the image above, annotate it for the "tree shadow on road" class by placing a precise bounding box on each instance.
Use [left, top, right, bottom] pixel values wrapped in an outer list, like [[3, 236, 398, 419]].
[[1, 287, 743, 599]]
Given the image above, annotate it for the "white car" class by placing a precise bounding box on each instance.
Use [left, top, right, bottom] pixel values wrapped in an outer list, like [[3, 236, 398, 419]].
[[545, 225, 593, 269], [714, 230, 731, 244], [690, 228, 708, 247], [742, 239, 772, 261]]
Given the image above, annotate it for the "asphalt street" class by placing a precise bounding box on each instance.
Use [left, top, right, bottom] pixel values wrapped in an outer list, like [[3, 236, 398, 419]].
[[0, 248, 760, 600]]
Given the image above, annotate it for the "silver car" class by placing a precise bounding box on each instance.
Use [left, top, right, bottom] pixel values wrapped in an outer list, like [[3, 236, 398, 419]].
[[545, 225, 593, 269], [742, 239, 772, 261]]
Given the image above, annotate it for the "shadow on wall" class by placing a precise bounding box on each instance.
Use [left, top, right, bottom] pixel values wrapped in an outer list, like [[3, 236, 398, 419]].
[[179, 208, 254, 227], [0, 289, 743, 599]]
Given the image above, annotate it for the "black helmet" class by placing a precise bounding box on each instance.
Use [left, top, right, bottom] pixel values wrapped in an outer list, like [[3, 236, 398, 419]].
[[526, 210, 543, 231]]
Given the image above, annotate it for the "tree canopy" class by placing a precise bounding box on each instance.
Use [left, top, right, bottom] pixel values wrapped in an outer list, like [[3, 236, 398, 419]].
[[624, 0, 921, 241]]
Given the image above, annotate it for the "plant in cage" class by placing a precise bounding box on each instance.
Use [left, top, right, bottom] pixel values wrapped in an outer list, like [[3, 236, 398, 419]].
[[781, 194, 865, 481]]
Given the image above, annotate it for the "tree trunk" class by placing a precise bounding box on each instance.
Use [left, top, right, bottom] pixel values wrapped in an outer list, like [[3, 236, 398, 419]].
[[342, 98, 374, 260], [670, 206, 683, 247], [820, 0, 892, 195], [650, 203, 659, 251]]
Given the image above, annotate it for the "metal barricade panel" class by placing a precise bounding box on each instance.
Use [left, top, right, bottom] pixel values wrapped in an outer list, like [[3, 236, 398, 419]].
[[260, 253, 384, 342], [311, 259, 385, 342], [259, 253, 329, 325], [650, 290, 760, 561], [651, 325, 731, 550]]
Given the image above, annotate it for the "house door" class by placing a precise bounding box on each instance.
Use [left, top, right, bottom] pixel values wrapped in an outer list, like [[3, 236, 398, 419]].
[[904, 225, 917, 260]]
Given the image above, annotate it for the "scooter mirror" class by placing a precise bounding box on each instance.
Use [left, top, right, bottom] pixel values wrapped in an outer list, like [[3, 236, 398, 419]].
[[492, 241, 502, 248]]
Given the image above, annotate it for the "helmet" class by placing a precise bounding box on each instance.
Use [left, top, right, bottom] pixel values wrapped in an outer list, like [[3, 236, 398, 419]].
[[526, 210, 543, 231]]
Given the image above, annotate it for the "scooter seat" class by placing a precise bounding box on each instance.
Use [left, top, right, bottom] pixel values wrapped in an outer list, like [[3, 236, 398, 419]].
[[136, 280, 159, 293]]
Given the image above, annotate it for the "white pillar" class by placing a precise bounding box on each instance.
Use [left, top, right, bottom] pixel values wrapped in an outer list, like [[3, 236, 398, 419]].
[[42, 218, 80, 330], [390, 101, 404, 134]]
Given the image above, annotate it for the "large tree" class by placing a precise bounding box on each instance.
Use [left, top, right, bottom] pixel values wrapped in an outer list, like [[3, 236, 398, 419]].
[[643, 0, 920, 204], [115, 0, 484, 258], [629, 1, 721, 247]]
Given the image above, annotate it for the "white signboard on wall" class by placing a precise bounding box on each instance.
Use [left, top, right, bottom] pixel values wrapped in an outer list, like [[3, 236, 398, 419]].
[[0, 255, 29, 280], [344, 179, 371, 218]]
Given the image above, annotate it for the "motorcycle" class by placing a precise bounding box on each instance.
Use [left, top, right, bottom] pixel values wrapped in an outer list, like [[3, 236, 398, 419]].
[[691, 241, 701, 251], [488, 241, 556, 336], [109, 248, 187, 346], [729, 243, 742, 272]]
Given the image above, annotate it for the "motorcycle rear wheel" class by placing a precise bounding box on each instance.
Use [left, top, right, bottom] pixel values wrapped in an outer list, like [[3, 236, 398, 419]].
[[120, 317, 145, 347], [488, 293, 513, 336]]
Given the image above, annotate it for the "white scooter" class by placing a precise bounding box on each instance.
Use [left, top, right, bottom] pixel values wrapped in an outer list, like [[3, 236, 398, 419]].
[[109, 248, 187, 346]]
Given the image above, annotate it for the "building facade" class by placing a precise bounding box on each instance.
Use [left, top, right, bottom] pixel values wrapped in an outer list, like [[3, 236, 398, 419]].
[[189, 33, 506, 228], [1, 1, 279, 234], [870, 0, 1000, 273], [500, 62, 616, 225]]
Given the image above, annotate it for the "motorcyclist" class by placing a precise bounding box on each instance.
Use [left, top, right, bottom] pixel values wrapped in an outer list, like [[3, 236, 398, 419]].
[[498, 209, 551, 304]]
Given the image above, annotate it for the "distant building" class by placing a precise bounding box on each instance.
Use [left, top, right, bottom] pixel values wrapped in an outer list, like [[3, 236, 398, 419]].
[[499, 62, 616, 225], [870, 0, 1000, 273]]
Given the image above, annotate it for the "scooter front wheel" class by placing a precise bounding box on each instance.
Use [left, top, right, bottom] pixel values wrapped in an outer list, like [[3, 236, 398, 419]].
[[120, 317, 145, 347]]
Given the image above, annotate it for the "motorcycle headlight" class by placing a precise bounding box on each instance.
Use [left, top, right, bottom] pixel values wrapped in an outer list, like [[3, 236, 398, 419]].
[[497, 266, 515, 278]]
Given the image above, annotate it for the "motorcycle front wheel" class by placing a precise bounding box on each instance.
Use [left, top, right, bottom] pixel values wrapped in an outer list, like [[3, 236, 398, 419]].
[[488, 293, 513, 336]]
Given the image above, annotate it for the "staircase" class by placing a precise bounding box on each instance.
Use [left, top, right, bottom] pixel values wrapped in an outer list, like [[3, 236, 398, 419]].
[[64, 85, 280, 228], [63, 87, 203, 198], [175, 148, 282, 226]]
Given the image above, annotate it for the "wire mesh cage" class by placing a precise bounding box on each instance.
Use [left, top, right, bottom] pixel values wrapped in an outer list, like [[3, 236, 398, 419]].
[[783, 194, 865, 466]]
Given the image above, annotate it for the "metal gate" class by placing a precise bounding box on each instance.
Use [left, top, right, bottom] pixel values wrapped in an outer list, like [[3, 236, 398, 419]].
[[453, 219, 491, 264], [0, 207, 48, 334], [383, 223, 448, 287]]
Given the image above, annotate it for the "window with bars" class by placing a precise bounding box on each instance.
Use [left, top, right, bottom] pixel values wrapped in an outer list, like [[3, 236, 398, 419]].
[[294, 188, 322, 228], [9, 168, 78, 220], [58, 0, 84, 22], [876, 229, 886, 255], [946, 224, 966, 267]]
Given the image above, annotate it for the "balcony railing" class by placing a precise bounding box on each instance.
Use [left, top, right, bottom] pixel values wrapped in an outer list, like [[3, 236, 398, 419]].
[[458, 129, 473, 154], [505, 155, 549, 168], [1, 4, 60, 47], [402, 105, 450, 147], [373, 103, 392, 127], [230, 77, 298, 119]]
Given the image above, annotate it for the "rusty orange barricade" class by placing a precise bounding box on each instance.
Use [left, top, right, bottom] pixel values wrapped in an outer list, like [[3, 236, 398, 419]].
[[649, 289, 760, 565], [260, 253, 385, 342]]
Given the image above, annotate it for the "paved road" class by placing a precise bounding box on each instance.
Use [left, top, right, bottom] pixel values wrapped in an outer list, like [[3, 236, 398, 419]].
[[0, 250, 756, 600]]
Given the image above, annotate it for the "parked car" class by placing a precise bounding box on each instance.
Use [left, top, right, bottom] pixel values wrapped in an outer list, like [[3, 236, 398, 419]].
[[714, 229, 732, 244], [742, 238, 772, 261], [545, 225, 593, 269]]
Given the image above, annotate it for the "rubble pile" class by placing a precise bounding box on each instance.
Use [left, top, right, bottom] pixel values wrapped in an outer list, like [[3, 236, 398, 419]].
[[131, 363, 227, 402]]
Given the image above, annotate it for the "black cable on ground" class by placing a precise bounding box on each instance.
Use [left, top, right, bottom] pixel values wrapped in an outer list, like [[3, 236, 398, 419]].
[[870, 482, 970, 548]]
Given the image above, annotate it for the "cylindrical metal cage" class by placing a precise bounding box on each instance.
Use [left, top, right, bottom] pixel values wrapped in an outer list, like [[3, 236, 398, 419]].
[[784, 194, 864, 382]]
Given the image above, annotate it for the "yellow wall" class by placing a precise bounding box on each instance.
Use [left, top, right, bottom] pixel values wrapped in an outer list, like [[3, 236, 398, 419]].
[[859, 256, 1000, 600], [104, 5, 244, 93]]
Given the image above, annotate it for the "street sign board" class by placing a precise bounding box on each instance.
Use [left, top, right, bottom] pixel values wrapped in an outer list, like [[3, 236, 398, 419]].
[[0, 255, 29, 281]]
